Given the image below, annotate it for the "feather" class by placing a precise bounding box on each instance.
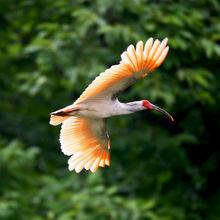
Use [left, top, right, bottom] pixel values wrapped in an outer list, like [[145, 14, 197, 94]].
[[74, 38, 169, 104], [60, 117, 110, 173]]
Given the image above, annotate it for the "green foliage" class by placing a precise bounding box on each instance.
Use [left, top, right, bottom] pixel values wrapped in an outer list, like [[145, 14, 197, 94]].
[[0, 0, 220, 219]]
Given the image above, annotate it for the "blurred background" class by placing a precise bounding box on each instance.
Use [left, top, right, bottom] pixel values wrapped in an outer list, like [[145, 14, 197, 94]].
[[0, 0, 220, 219]]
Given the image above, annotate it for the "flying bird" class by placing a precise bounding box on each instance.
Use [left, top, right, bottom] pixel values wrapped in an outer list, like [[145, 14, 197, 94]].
[[50, 37, 173, 173]]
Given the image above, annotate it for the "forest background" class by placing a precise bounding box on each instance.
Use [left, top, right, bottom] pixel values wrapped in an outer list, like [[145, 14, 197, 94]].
[[0, 0, 220, 219]]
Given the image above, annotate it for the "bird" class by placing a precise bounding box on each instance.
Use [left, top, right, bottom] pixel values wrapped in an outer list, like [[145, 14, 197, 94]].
[[50, 37, 174, 173]]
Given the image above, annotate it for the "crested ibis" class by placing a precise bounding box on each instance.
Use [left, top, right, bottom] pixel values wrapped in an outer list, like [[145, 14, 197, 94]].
[[50, 37, 174, 173]]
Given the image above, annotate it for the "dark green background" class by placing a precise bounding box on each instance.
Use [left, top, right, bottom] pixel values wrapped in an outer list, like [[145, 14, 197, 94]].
[[0, 0, 220, 219]]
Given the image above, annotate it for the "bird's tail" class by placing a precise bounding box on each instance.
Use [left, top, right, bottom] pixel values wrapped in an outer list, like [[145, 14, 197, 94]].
[[49, 105, 79, 126]]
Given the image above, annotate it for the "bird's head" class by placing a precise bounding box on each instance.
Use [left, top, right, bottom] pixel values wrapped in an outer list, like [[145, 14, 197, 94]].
[[142, 100, 174, 122]]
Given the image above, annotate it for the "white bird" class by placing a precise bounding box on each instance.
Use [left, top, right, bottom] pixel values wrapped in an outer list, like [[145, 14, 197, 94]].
[[50, 37, 173, 173]]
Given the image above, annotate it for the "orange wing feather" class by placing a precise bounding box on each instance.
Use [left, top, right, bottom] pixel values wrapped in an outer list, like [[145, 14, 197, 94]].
[[74, 38, 169, 104], [60, 117, 110, 173]]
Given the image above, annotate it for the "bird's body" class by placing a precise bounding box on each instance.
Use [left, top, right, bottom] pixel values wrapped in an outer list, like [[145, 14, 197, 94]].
[[61, 100, 144, 118], [50, 37, 173, 173]]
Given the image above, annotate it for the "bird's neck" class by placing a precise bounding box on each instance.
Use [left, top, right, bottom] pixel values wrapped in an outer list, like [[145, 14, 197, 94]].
[[116, 100, 145, 115]]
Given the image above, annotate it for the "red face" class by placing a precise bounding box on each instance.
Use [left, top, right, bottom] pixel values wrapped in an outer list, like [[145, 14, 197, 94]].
[[142, 99, 174, 122], [142, 100, 153, 109]]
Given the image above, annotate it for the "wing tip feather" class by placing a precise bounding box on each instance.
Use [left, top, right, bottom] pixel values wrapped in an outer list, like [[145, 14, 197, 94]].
[[119, 37, 169, 76]]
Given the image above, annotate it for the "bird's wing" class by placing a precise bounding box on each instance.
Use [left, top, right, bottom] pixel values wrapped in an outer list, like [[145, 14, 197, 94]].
[[60, 116, 110, 173], [74, 38, 169, 104]]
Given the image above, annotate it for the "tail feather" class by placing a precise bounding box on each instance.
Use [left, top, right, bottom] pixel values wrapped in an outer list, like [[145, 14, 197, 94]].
[[49, 105, 79, 126], [50, 115, 69, 126]]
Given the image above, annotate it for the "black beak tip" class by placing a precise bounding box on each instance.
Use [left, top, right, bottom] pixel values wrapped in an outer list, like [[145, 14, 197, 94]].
[[170, 117, 175, 123], [151, 104, 174, 123]]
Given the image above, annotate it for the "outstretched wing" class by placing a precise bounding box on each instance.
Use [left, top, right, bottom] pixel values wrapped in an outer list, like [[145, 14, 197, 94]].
[[74, 38, 169, 104], [60, 116, 110, 173]]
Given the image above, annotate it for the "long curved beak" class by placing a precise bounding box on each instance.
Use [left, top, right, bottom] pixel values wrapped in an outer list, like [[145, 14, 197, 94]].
[[151, 104, 174, 122]]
